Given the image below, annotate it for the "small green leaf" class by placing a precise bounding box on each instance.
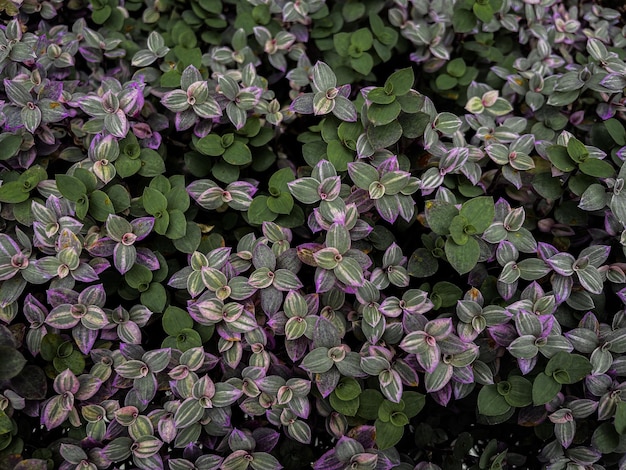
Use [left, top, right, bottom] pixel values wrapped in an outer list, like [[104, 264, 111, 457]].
[[367, 101, 402, 126], [459, 196, 495, 233], [329, 394, 359, 417], [375, 419, 405, 450], [478, 384, 511, 416], [445, 237, 480, 275], [452, 8, 477, 33], [425, 200, 458, 235], [532, 372, 560, 405], [162, 306, 193, 336], [0, 346, 26, 379], [0, 181, 30, 203], [89, 190, 115, 222], [435, 74, 458, 91], [446, 58, 467, 78], [247, 196, 277, 225], [473, 2, 493, 23], [579, 158, 615, 178], [566, 137, 589, 162], [55, 175, 87, 202], [266, 192, 294, 215], [605, 118, 626, 145], [223, 141, 252, 166], [547, 145, 576, 172], [385, 67, 414, 96], [615, 401, 626, 434]]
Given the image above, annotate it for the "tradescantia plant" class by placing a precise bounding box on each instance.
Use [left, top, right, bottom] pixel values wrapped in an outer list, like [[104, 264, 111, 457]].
[[4, 0, 626, 469]]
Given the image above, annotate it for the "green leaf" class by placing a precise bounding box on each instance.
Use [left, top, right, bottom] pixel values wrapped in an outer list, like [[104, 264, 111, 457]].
[[172, 222, 201, 254], [357, 389, 384, 420], [478, 384, 511, 416], [385, 67, 414, 96], [0, 346, 26, 379], [546, 352, 592, 384], [247, 196, 277, 225], [425, 200, 458, 235], [435, 74, 458, 91], [165, 209, 187, 239], [335, 377, 361, 401], [55, 175, 87, 202], [473, 2, 493, 22], [407, 248, 438, 278], [351, 53, 374, 76], [459, 196, 495, 233], [605, 118, 626, 145], [266, 192, 294, 215], [176, 328, 202, 352], [375, 419, 405, 450], [223, 141, 252, 166], [138, 149, 166, 177], [367, 88, 396, 105], [449, 215, 470, 245], [142, 187, 168, 215], [366, 121, 403, 149], [329, 394, 359, 417], [503, 376, 532, 407], [579, 158, 615, 178], [592, 422, 620, 453], [195, 134, 224, 156], [0, 134, 22, 160], [268, 168, 295, 192], [532, 372, 560, 405], [89, 190, 115, 222], [447, 58, 467, 78], [453, 8, 477, 33], [162, 306, 193, 336], [402, 391, 425, 418], [367, 101, 402, 126], [445, 236, 480, 274], [566, 137, 589, 162], [326, 140, 354, 172], [615, 401, 626, 434], [547, 145, 576, 172], [0, 181, 29, 203]]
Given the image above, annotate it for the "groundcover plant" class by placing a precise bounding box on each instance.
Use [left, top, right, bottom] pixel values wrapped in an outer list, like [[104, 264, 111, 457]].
[[2, 0, 626, 468]]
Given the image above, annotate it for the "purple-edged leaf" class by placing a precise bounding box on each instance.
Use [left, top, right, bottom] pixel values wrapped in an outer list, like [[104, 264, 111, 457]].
[[417, 343, 440, 373], [288, 178, 321, 204], [104, 109, 129, 138], [287, 420, 311, 444], [252, 243, 276, 270], [174, 398, 204, 429], [508, 335, 539, 359], [161, 90, 189, 112], [42, 395, 70, 430], [301, 347, 333, 374], [334, 257, 364, 287], [425, 318, 453, 340], [379, 369, 402, 403], [273, 269, 303, 291], [131, 217, 155, 241], [53, 368, 80, 395], [45, 304, 80, 329], [75, 374, 103, 400], [425, 362, 453, 393], [79, 284, 106, 307], [332, 96, 357, 122], [551, 274, 573, 304], [291, 93, 314, 114], [114, 243, 136, 274], [212, 382, 243, 407], [576, 266, 603, 294], [554, 420, 576, 449], [72, 324, 99, 355], [547, 253, 575, 276], [132, 435, 163, 459]]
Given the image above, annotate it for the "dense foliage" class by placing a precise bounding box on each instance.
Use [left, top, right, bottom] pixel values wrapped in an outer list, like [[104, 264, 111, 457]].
[[1, 0, 626, 468]]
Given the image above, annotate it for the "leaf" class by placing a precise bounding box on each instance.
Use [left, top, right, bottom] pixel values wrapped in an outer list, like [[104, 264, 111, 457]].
[[329, 394, 360, 417], [366, 121, 403, 149], [0, 181, 30, 203], [367, 101, 402, 127], [459, 196, 495, 233], [615, 401, 626, 434], [478, 384, 511, 416], [407, 248, 438, 278], [0, 346, 26, 379], [605, 118, 626, 145], [385, 67, 414, 96], [532, 372, 560, 405], [247, 196, 277, 225], [452, 8, 477, 33], [266, 192, 294, 215], [579, 158, 615, 178], [547, 145, 576, 172], [223, 141, 252, 166], [445, 237, 480, 275], [503, 376, 532, 407], [374, 419, 404, 450], [425, 200, 458, 235]]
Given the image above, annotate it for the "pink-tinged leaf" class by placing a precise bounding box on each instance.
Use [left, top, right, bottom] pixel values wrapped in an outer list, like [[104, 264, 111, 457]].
[[47, 288, 79, 307], [425, 318, 453, 340], [72, 324, 99, 355], [104, 109, 129, 138], [174, 397, 204, 429], [86, 237, 117, 257], [54, 369, 80, 395], [131, 217, 155, 241], [175, 109, 198, 132], [425, 362, 453, 392], [114, 243, 136, 274], [45, 304, 79, 329], [379, 369, 403, 403], [71, 263, 99, 282], [136, 247, 160, 271], [315, 368, 340, 398], [24, 293, 47, 323], [290, 93, 314, 114], [42, 395, 70, 430], [158, 416, 177, 443], [118, 322, 142, 344], [79, 284, 107, 307], [417, 343, 440, 373], [75, 374, 103, 400]]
